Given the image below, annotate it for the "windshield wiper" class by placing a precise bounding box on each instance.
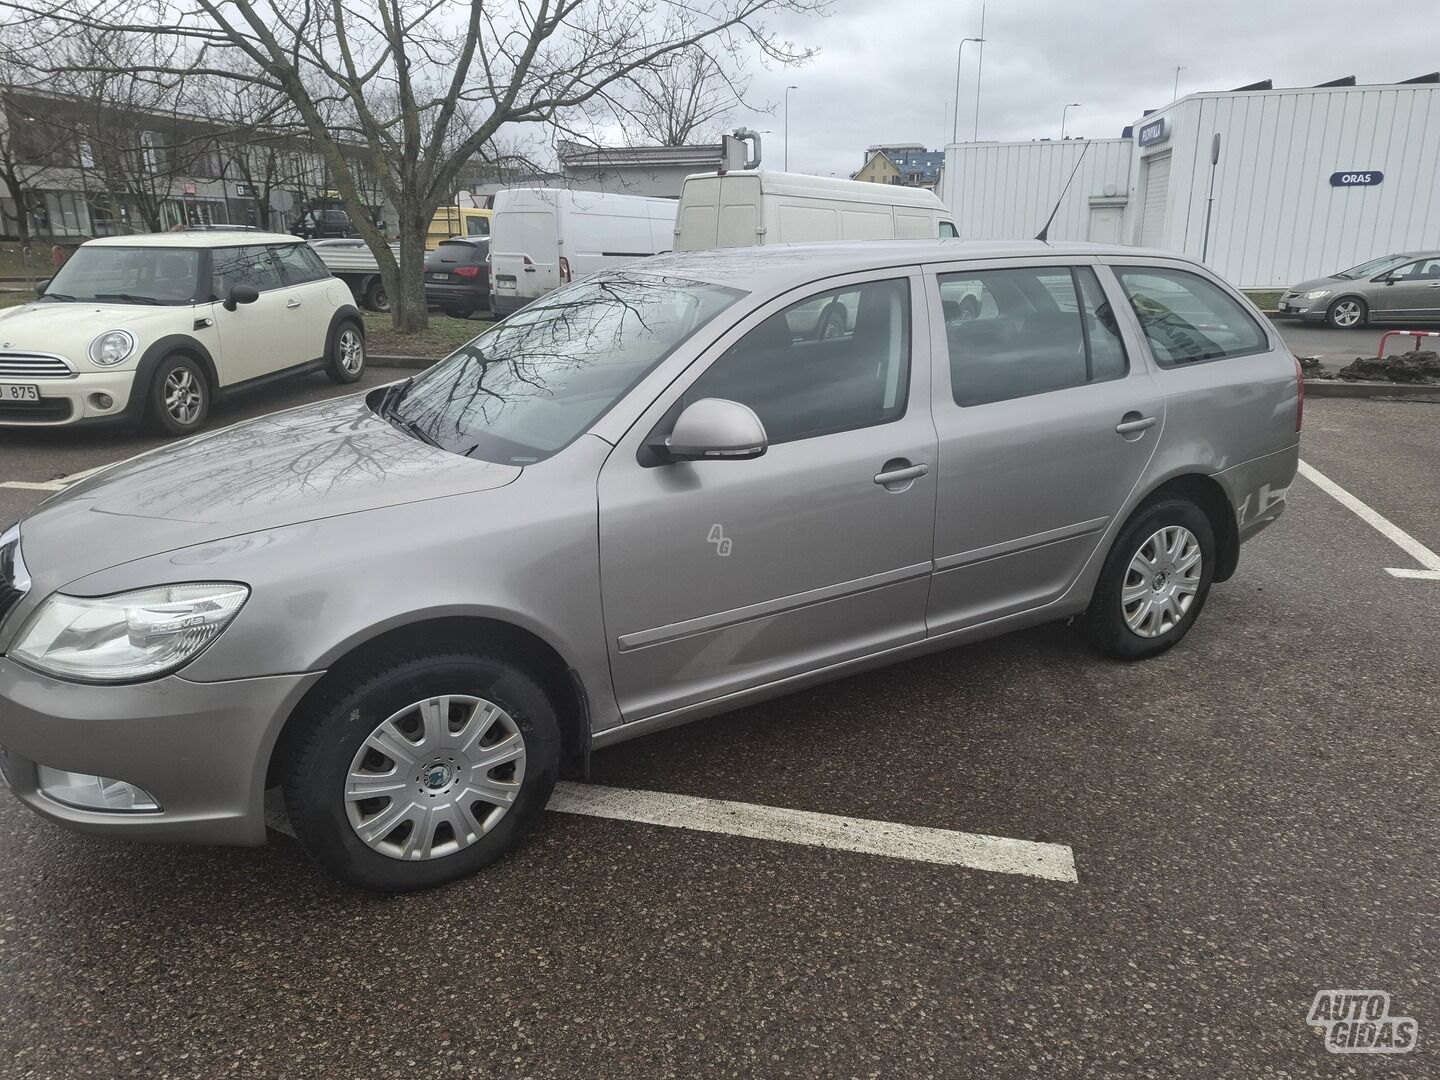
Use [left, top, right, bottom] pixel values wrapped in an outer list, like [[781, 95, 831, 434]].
[[377, 375, 415, 417], [93, 293, 162, 305], [38, 292, 76, 302], [390, 413, 443, 449]]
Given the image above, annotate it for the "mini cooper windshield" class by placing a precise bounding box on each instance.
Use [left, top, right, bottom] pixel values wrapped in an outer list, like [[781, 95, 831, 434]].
[[383, 274, 744, 464], [41, 246, 202, 305]]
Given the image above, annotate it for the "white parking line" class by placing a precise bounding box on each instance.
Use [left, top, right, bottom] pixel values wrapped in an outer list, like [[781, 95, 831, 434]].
[[264, 784, 1078, 882], [0, 461, 119, 492], [1297, 460, 1440, 582], [547, 782, 1078, 882]]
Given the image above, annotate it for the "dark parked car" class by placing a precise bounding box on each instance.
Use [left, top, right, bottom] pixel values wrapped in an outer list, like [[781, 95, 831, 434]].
[[291, 208, 359, 241], [424, 237, 490, 318]]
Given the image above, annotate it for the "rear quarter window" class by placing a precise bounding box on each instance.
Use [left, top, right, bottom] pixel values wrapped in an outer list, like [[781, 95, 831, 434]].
[[1114, 266, 1268, 366]]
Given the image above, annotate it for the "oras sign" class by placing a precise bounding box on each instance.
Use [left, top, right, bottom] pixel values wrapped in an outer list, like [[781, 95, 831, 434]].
[[1329, 171, 1384, 187]]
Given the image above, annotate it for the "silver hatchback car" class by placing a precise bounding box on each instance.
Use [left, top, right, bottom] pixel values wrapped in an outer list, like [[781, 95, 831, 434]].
[[0, 241, 1301, 891]]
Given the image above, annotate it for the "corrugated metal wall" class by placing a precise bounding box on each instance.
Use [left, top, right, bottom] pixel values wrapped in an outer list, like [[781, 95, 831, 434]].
[[942, 84, 1440, 289], [939, 139, 1133, 243]]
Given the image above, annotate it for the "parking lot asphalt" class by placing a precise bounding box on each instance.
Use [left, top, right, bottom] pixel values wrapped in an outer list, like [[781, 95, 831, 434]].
[[1272, 317, 1432, 367], [0, 381, 1437, 1078]]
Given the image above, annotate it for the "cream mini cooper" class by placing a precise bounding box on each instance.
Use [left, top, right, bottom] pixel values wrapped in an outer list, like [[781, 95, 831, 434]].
[[0, 232, 367, 435]]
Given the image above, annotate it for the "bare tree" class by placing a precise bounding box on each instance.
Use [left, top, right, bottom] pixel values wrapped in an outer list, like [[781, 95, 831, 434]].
[[0, 81, 46, 245], [618, 45, 747, 147], [3, 0, 822, 331]]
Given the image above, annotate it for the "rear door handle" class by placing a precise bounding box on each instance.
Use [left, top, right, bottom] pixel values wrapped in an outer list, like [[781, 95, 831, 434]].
[[286, 298, 303, 308], [874, 462, 929, 485], [1115, 415, 1157, 435]]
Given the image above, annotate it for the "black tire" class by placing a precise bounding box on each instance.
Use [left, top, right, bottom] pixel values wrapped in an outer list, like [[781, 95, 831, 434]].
[[958, 295, 981, 321], [281, 645, 561, 892], [362, 276, 389, 313], [1325, 296, 1367, 329], [1080, 497, 1216, 661], [146, 353, 210, 437], [326, 321, 366, 384], [815, 303, 847, 340]]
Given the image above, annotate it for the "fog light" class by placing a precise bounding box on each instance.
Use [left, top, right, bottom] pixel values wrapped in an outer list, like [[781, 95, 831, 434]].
[[88, 392, 114, 410], [37, 766, 160, 812]]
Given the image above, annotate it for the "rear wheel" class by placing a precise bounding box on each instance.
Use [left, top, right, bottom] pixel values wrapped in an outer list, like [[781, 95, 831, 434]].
[[146, 354, 210, 436], [280, 647, 560, 892], [816, 303, 847, 340], [326, 322, 366, 384], [1325, 296, 1367, 329], [1080, 497, 1215, 660], [363, 277, 389, 313], [958, 295, 981, 321], [443, 306, 476, 320]]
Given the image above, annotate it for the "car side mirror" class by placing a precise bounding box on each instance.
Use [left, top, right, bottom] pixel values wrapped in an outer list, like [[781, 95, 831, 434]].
[[665, 398, 768, 462], [223, 283, 260, 311], [34, 278, 50, 297]]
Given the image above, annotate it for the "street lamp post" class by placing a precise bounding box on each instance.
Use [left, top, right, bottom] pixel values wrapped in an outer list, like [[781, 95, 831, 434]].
[[951, 38, 985, 145], [784, 85, 798, 170], [1061, 102, 1081, 140]]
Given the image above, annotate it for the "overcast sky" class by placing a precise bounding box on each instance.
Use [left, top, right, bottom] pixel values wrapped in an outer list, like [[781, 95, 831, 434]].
[[730, 0, 1440, 177]]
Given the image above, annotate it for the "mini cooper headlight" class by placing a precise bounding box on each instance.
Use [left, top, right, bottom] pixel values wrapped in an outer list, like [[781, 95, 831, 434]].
[[11, 583, 249, 683], [1304, 289, 1332, 300], [88, 329, 136, 367]]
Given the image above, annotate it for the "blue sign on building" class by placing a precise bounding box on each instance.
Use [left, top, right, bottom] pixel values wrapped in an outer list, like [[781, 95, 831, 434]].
[[1329, 170, 1384, 187], [1137, 118, 1169, 147]]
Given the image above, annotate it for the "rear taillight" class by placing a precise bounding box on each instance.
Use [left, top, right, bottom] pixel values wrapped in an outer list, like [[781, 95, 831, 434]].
[[453, 264, 481, 278], [1294, 355, 1305, 431], [559, 256, 572, 283]]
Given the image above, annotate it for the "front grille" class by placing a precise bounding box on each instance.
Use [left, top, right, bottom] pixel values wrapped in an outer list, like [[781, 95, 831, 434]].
[[0, 398, 72, 422], [0, 352, 75, 378], [0, 536, 25, 628]]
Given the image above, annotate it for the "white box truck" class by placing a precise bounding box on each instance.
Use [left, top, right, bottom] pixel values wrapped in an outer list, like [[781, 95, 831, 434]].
[[488, 188, 678, 316], [673, 170, 957, 251]]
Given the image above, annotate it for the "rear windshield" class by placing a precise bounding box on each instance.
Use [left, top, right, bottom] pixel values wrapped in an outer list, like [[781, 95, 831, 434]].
[[435, 241, 485, 265], [385, 274, 743, 464]]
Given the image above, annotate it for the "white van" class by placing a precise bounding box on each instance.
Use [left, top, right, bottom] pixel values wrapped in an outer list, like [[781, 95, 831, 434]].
[[489, 189, 678, 316], [674, 170, 957, 251]]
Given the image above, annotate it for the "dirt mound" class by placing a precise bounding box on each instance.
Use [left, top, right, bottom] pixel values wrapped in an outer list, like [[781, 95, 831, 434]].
[[1335, 350, 1440, 384]]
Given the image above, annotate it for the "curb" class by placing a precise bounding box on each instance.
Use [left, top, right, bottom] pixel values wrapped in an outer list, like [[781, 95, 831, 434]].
[[1304, 378, 1440, 400]]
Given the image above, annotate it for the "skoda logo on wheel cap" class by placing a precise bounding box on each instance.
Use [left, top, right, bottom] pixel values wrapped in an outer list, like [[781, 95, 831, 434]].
[[424, 764, 452, 789]]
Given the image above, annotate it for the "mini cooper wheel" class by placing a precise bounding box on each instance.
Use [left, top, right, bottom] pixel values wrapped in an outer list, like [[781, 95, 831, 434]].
[[816, 303, 848, 340], [1080, 497, 1215, 660], [1326, 296, 1367, 329], [147, 354, 210, 436], [326, 322, 366, 384], [281, 647, 560, 891], [957, 295, 981, 321]]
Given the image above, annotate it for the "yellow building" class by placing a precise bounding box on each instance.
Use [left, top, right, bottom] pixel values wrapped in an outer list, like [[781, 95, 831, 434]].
[[851, 150, 901, 185]]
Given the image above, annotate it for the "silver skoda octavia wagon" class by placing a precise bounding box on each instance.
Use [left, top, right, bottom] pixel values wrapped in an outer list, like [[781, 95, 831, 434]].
[[0, 241, 1301, 891]]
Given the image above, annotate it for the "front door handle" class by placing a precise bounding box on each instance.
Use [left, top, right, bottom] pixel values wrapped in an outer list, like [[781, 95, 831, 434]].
[[874, 462, 929, 486], [1115, 415, 1157, 435], [1426, 282, 1440, 288], [286, 298, 303, 309]]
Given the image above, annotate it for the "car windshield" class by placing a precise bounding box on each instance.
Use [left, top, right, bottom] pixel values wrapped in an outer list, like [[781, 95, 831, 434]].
[[42, 246, 200, 305], [386, 274, 743, 464], [1334, 254, 1409, 280]]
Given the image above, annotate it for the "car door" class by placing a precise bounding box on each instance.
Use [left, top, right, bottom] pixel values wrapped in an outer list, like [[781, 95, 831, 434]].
[[208, 244, 296, 385], [1374, 258, 1440, 319], [596, 270, 937, 722], [925, 260, 1165, 635], [271, 242, 335, 359]]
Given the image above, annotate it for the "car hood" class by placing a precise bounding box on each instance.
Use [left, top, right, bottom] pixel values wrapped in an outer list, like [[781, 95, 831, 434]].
[[15, 392, 522, 591], [1286, 275, 1350, 294], [0, 300, 195, 359]]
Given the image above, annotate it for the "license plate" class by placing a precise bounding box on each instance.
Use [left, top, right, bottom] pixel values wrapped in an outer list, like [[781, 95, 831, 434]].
[[426, 272, 451, 281], [496, 276, 517, 290], [0, 384, 39, 402], [1279, 302, 1292, 312]]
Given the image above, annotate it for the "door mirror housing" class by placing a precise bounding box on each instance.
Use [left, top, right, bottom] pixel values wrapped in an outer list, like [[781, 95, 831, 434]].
[[34, 278, 50, 298], [223, 283, 260, 311], [665, 398, 768, 462]]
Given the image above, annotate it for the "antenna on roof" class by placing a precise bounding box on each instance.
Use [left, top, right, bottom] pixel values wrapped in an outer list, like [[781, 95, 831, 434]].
[[1035, 140, 1091, 242]]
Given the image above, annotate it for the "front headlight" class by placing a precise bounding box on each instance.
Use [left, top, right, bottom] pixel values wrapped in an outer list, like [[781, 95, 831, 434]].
[[88, 329, 136, 367], [10, 583, 249, 683], [1304, 289, 1332, 300]]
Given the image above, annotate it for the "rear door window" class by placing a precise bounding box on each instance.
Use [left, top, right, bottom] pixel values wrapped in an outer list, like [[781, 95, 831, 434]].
[[1114, 266, 1267, 365], [272, 243, 328, 285], [940, 266, 1128, 407]]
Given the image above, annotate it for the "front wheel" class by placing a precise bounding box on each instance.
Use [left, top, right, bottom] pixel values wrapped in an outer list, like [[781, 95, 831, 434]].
[[362, 277, 389, 313], [326, 322, 366, 384], [280, 647, 560, 892], [147, 354, 210, 436], [1326, 296, 1367, 329], [1080, 497, 1215, 660]]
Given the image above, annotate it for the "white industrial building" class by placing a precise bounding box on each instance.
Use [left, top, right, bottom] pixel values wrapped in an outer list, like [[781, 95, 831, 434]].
[[939, 77, 1440, 288]]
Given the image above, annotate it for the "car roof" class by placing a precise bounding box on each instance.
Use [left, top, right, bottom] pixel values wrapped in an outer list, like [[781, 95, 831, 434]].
[[635, 239, 1198, 291], [84, 231, 305, 249]]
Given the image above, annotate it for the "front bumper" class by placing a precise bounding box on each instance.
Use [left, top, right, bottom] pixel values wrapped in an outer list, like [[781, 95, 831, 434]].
[[0, 369, 140, 427], [0, 657, 322, 845]]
